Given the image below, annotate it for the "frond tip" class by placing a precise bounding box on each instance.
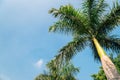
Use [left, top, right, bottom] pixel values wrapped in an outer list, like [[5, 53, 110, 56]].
[[56, 37, 88, 62], [97, 1, 120, 35]]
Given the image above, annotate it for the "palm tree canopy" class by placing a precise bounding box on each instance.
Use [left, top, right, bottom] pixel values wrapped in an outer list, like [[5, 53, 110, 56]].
[[49, 0, 120, 62], [35, 60, 79, 80]]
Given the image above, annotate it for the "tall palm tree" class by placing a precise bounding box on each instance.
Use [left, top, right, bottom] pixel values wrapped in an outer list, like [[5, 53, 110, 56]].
[[49, 0, 120, 79], [35, 60, 79, 80]]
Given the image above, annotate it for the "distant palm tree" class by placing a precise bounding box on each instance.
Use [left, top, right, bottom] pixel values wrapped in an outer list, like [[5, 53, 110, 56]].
[[49, 0, 120, 79], [35, 60, 79, 80]]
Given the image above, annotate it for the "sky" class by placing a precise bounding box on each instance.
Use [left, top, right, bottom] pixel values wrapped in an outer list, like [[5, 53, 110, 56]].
[[0, 0, 120, 80]]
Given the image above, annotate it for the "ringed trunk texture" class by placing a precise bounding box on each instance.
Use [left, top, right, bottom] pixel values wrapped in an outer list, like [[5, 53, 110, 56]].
[[93, 38, 120, 80]]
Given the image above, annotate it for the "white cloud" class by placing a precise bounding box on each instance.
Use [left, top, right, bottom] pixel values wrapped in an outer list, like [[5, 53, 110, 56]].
[[0, 74, 11, 80], [34, 59, 43, 69]]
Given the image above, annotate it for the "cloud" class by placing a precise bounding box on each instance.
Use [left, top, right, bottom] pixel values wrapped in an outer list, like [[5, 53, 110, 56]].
[[34, 59, 43, 69], [0, 74, 11, 80]]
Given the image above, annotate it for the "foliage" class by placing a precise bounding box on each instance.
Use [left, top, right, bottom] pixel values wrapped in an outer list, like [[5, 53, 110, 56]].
[[91, 54, 120, 80], [49, 0, 120, 63], [35, 60, 79, 80], [49, 0, 120, 79]]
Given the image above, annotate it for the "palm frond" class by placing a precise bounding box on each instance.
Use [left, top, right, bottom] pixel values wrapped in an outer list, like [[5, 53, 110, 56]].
[[61, 62, 79, 80], [82, 0, 108, 33], [94, 0, 108, 17], [35, 74, 51, 80], [99, 35, 120, 54], [92, 0, 108, 30], [49, 4, 88, 35], [49, 20, 73, 34], [47, 60, 60, 77], [82, 0, 97, 29], [97, 1, 120, 35], [82, 0, 96, 15], [46, 60, 79, 80], [55, 36, 88, 62]]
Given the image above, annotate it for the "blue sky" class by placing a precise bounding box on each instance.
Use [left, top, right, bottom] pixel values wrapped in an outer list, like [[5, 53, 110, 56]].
[[0, 0, 120, 80]]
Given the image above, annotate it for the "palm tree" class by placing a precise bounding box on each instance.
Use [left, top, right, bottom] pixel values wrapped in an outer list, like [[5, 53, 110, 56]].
[[35, 60, 79, 80], [91, 54, 120, 80], [49, 0, 120, 79]]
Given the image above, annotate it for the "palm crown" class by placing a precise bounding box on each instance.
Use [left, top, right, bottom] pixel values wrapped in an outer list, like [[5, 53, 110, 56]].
[[49, 0, 120, 62], [35, 61, 79, 80]]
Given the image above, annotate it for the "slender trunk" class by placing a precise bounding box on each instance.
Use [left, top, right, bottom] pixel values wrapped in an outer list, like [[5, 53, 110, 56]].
[[93, 38, 120, 80]]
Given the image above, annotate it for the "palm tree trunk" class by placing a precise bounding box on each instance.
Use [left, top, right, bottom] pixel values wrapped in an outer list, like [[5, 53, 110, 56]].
[[93, 38, 120, 80]]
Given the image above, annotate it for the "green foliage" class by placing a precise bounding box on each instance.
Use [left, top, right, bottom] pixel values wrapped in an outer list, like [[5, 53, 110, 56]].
[[113, 54, 120, 74], [91, 67, 107, 80], [49, 4, 87, 35], [49, 0, 120, 79], [49, 0, 120, 62], [91, 54, 120, 80], [35, 60, 79, 80]]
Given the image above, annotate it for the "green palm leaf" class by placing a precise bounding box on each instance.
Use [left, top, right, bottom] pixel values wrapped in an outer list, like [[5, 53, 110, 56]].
[[35, 60, 79, 80], [97, 2, 120, 35], [55, 36, 88, 61], [99, 35, 120, 53], [49, 4, 88, 35]]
